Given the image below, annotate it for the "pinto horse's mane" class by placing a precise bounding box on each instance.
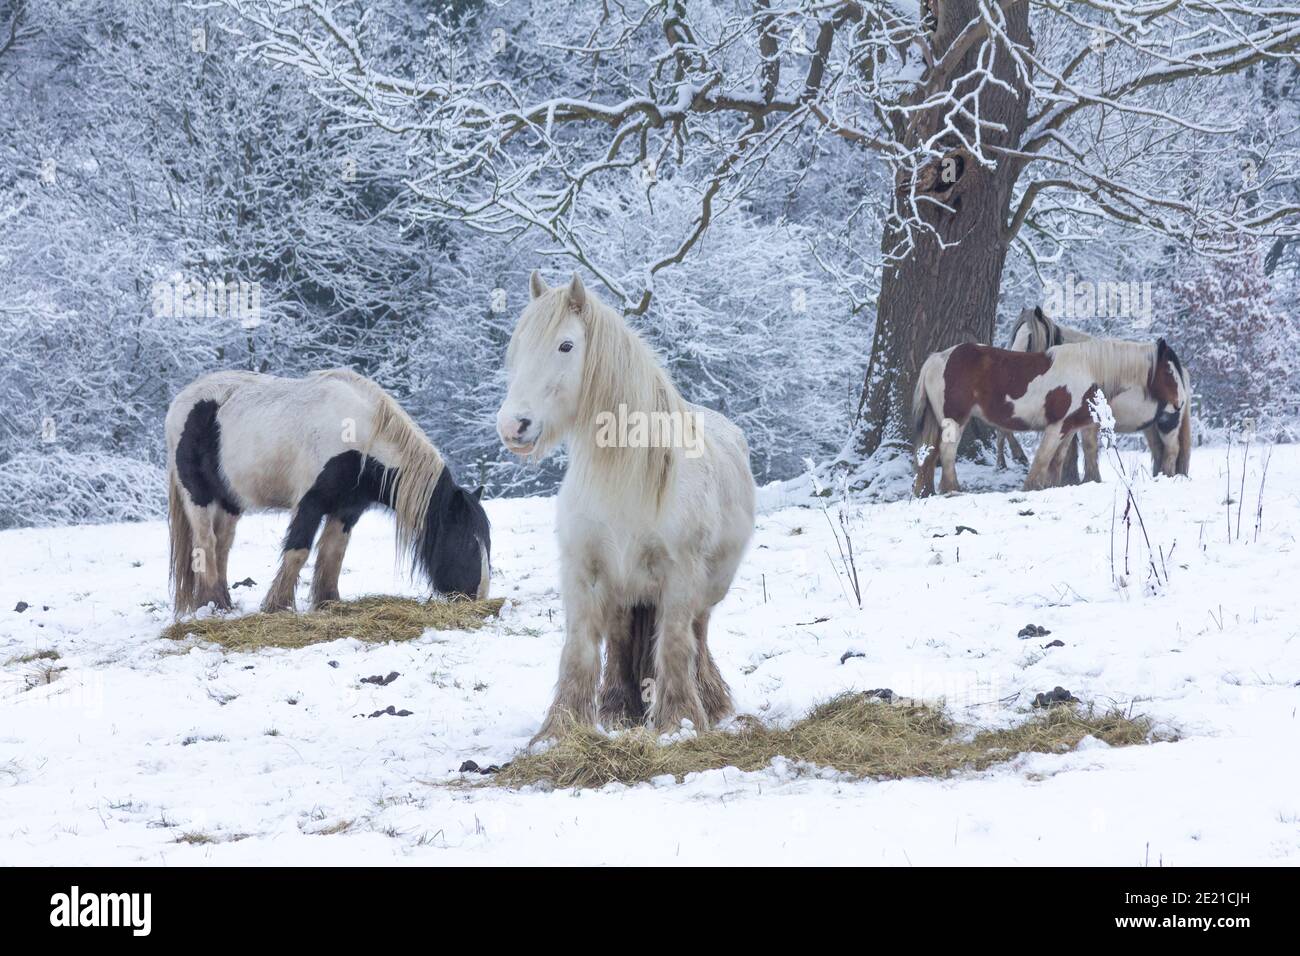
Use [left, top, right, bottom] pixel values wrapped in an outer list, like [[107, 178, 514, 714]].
[[313, 369, 446, 573], [511, 282, 691, 510]]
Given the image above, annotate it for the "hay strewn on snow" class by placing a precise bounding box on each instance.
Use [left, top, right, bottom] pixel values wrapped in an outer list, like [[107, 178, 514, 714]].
[[163, 596, 504, 651], [496, 693, 1167, 789]]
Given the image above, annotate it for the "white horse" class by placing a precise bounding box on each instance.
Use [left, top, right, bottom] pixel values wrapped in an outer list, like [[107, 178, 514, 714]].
[[166, 369, 490, 616], [996, 306, 1193, 481], [497, 271, 755, 738]]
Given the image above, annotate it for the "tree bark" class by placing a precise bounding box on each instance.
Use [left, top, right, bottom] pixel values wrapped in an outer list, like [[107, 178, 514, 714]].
[[845, 1, 1033, 474]]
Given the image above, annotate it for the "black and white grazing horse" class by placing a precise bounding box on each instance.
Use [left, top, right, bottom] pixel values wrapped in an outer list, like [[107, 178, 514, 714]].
[[165, 369, 490, 616]]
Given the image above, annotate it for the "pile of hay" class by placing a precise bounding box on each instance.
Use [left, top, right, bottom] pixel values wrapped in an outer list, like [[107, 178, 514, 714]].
[[496, 693, 1166, 789], [163, 596, 504, 651]]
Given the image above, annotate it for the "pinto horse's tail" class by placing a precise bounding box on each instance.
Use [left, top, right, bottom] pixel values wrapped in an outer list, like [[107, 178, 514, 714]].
[[912, 354, 943, 497]]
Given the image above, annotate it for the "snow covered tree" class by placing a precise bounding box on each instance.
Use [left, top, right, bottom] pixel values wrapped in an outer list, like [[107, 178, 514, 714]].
[[0, 0, 458, 522], [0, 0, 871, 523], [216, 0, 1300, 490], [4, 0, 1300, 526]]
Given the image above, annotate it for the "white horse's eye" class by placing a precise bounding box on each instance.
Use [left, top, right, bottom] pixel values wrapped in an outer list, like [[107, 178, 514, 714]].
[[558, 341, 574, 353]]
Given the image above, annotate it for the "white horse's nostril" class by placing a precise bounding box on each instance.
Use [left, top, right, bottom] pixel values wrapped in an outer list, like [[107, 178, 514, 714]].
[[497, 410, 538, 455]]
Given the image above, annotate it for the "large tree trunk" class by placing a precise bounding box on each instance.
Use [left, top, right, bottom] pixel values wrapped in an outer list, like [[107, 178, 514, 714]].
[[843, 1, 1032, 478]]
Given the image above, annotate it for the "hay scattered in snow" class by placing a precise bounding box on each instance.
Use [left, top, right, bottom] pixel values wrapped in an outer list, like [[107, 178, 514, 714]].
[[496, 693, 1166, 789], [163, 596, 504, 651]]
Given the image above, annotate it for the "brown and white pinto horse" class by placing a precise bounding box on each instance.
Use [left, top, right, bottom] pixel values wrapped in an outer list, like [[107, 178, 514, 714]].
[[995, 306, 1092, 477], [995, 307, 1193, 483], [913, 338, 1189, 496]]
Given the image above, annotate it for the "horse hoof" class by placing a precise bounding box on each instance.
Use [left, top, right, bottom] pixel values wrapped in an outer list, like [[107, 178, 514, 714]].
[[651, 701, 709, 735], [597, 700, 643, 730], [198, 592, 233, 613]]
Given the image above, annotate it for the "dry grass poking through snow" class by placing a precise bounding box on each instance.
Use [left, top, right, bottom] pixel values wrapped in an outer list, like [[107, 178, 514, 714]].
[[497, 693, 1168, 789], [162, 596, 505, 651]]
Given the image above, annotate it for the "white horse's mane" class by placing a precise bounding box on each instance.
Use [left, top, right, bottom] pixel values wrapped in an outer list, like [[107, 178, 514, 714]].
[[315, 369, 445, 566], [1050, 339, 1160, 396], [511, 283, 692, 510], [1010, 307, 1091, 353]]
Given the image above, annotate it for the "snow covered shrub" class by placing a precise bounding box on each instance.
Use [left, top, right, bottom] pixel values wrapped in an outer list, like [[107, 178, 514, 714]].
[[1170, 243, 1300, 435], [0, 450, 166, 529]]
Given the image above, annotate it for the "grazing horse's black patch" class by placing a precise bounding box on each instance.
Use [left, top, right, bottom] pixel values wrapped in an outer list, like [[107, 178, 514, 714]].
[[284, 452, 490, 599], [417, 468, 491, 598], [176, 400, 241, 515], [283, 451, 391, 552]]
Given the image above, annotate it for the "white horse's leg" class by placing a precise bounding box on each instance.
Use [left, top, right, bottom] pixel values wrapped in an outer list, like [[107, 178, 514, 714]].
[[1156, 427, 1179, 477], [649, 594, 708, 733], [693, 609, 733, 725], [599, 604, 656, 728], [995, 430, 1007, 470], [1143, 426, 1162, 476], [535, 581, 605, 740], [309, 516, 350, 609], [1025, 423, 1065, 491]]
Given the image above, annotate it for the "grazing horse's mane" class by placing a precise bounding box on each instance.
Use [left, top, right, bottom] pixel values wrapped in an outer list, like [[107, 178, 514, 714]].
[[1049, 339, 1163, 395], [314, 369, 446, 570], [513, 282, 691, 509]]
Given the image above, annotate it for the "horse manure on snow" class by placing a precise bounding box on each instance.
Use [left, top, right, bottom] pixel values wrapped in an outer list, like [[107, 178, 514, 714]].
[[162, 596, 504, 651], [1032, 686, 1082, 708], [495, 693, 1167, 790]]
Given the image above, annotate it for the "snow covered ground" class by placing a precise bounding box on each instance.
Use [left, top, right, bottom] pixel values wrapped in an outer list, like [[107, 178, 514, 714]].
[[2, 443, 1297, 866]]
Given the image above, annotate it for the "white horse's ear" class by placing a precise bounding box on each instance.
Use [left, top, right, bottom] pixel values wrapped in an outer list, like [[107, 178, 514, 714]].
[[567, 272, 587, 311], [529, 269, 547, 300]]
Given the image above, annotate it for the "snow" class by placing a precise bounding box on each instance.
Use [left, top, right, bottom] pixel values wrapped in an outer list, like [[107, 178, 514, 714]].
[[2, 444, 1298, 865]]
